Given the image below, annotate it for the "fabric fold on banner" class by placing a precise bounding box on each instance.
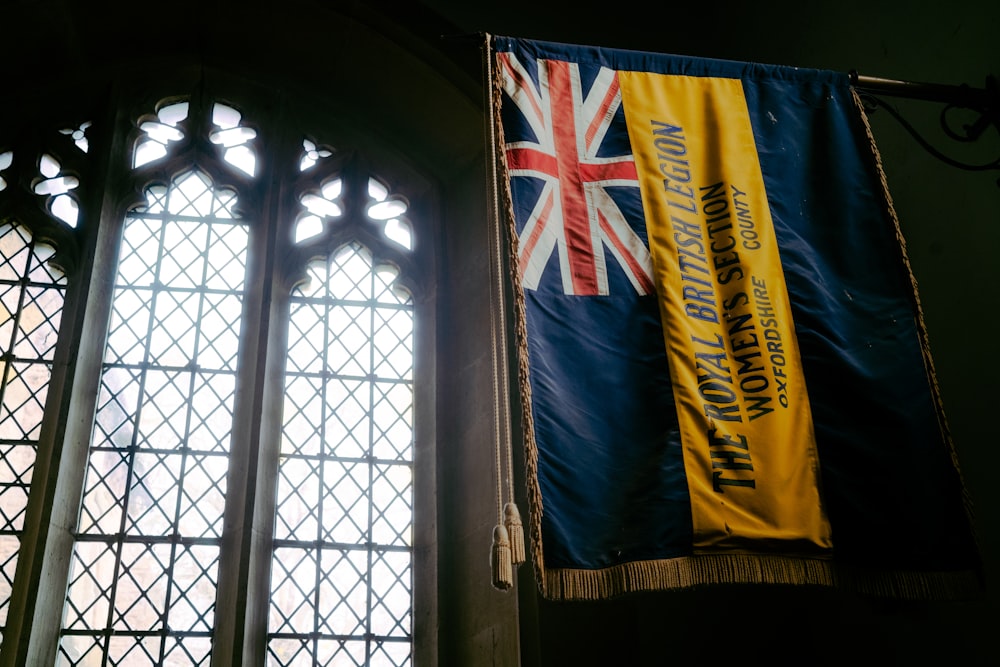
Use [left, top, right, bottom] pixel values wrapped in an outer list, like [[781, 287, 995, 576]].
[[491, 35, 982, 601]]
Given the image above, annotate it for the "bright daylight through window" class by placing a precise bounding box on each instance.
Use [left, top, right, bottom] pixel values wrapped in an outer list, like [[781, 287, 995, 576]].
[[0, 92, 418, 666]]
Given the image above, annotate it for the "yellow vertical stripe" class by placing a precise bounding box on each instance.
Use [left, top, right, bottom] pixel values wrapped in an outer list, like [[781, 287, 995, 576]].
[[619, 72, 832, 552]]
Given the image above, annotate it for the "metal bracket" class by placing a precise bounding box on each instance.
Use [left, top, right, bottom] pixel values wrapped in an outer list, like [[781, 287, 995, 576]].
[[850, 71, 1000, 185]]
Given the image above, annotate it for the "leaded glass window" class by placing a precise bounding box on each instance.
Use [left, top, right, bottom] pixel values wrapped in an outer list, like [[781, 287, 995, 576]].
[[59, 170, 248, 665], [268, 242, 413, 665], [0, 72, 429, 665], [0, 223, 66, 644]]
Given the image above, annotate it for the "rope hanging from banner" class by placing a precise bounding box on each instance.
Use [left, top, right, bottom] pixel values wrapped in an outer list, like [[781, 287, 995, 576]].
[[483, 31, 526, 592]]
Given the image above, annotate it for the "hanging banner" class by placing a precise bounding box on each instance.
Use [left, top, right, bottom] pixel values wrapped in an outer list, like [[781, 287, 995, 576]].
[[493, 35, 982, 600]]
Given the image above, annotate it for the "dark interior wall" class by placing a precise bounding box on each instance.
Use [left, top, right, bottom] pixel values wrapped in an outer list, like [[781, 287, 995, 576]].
[[4, 1, 999, 666]]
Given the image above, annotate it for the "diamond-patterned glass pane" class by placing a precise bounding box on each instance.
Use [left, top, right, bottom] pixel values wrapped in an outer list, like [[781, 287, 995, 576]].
[[166, 544, 219, 632], [267, 638, 312, 666], [270, 241, 412, 663], [107, 634, 162, 665], [0, 285, 20, 346], [327, 304, 370, 376], [0, 442, 33, 531], [111, 542, 172, 631], [168, 172, 214, 217], [125, 452, 181, 535], [370, 550, 411, 637], [0, 362, 52, 440], [325, 378, 369, 459], [0, 224, 32, 279], [205, 223, 248, 290], [59, 633, 104, 665], [285, 301, 324, 374], [93, 367, 140, 448], [268, 546, 317, 634], [62, 171, 246, 661], [371, 640, 411, 667], [78, 450, 129, 534], [372, 382, 412, 461], [371, 464, 412, 548], [0, 222, 65, 638], [162, 636, 212, 666], [321, 459, 368, 545], [0, 535, 19, 626], [196, 294, 243, 371], [372, 308, 412, 381], [317, 548, 368, 635], [14, 285, 64, 358], [158, 220, 208, 289], [328, 245, 373, 301], [188, 373, 236, 453], [63, 540, 115, 629], [281, 375, 323, 457], [175, 456, 228, 538], [317, 640, 367, 667], [148, 292, 201, 366], [274, 458, 320, 542], [136, 370, 189, 449], [115, 217, 160, 286], [105, 287, 154, 364]]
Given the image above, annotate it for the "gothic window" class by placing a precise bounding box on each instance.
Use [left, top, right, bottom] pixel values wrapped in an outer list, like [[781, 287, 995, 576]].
[[268, 241, 413, 665], [60, 168, 248, 664], [0, 82, 427, 667]]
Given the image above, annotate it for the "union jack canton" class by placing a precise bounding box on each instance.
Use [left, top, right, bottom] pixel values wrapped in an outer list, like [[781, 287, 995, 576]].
[[499, 50, 655, 297]]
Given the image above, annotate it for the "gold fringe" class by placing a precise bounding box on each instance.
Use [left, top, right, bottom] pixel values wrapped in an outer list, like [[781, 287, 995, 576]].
[[491, 525, 514, 590], [487, 36, 522, 580], [490, 41, 548, 595], [851, 90, 984, 569], [541, 554, 984, 601], [504, 502, 526, 566]]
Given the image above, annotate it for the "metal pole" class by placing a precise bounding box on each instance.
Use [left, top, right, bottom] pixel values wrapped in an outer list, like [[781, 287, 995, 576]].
[[849, 71, 996, 109]]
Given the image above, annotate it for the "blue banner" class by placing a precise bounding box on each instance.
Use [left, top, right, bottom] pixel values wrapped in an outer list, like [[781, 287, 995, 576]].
[[493, 35, 982, 600]]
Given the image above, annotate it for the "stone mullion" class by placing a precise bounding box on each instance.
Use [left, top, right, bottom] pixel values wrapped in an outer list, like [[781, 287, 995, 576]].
[[211, 94, 296, 667], [1, 83, 135, 667]]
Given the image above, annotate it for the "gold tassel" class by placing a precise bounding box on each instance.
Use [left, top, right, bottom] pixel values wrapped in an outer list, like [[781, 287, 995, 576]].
[[491, 524, 514, 590], [504, 502, 525, 566]]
